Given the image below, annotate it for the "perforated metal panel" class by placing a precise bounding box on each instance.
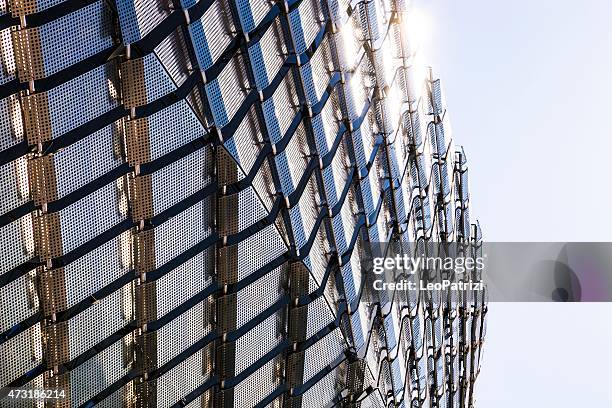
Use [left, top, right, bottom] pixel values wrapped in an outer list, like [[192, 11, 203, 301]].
[[38, 2, 114, 76], [0, 0, 484, 406]]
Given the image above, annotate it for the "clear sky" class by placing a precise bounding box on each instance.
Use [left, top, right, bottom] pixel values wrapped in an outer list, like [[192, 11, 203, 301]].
[[415, 0, 612, 406], [419, 0, 612, 242]]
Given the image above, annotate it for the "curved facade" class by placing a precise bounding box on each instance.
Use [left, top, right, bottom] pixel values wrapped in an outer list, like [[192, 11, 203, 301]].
[[0, 0, 486, 407]]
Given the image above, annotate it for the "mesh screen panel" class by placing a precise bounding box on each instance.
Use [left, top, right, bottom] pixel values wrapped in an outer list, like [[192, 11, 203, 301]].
[[0, 0, 485, 406]]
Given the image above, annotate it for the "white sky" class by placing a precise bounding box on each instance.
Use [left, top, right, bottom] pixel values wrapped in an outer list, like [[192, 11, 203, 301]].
[[416, 0, 612, 406], [420, 0, 612, 242], [476, 303, 612, 407]]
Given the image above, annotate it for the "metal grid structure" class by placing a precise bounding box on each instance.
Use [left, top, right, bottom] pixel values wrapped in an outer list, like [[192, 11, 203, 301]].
[[0, 0, 486, 407]]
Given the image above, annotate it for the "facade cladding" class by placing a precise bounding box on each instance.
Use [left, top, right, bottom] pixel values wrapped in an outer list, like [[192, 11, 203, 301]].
[[0, 0, 486, 407]]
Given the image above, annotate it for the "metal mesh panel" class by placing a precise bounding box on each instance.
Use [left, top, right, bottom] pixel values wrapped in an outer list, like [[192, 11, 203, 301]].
[[154, 198, 212, 268], [235, 264, 284, 328], [155, 27, 192, 87], [69, 334, 132, 407], [290, 0, 324, 55], [227, 224, 286, 283], [123, 54, 176, 108], [226, 105, 262, 173], [0, 27, 16, 85], [147, 100, 207, 161], [67, 285, 131, 360], [253, 16, 286, 86], [53, 122, 122, 198], [47, 62, 119, 138], [206, 53, 249, 127], [116, 0, 170, 44], [0, 323, 42, 386], [1, 155, 29, 213], [233, 357, 282, 407], [57, 181, 124, 254], [300, 364, 344, 408], [0, 268, 37, 332], [61, 230, 130, 310], [234, 311, 283, 375], [150, 147, 212, 216], [156, 300, 211, 367], [155, 249, 213, 319], [235, 0, 273, 34], [262, 70, 299, 143], [155, 346, 212, 408], [0, 0, 484, 405], [0, 94, 23, 150], [1, 214, 34, 274], [38, 1, 113, 76]]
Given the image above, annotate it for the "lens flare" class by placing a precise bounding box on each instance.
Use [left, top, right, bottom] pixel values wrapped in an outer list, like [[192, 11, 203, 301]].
[[386, 85, 403, 132], [399, 8, 431, 103], [402, 8, 430, 57], [341, 22, 358, 71]]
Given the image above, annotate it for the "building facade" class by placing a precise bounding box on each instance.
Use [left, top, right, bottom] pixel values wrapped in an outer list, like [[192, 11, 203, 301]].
[[0, 0, 486, 407]]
